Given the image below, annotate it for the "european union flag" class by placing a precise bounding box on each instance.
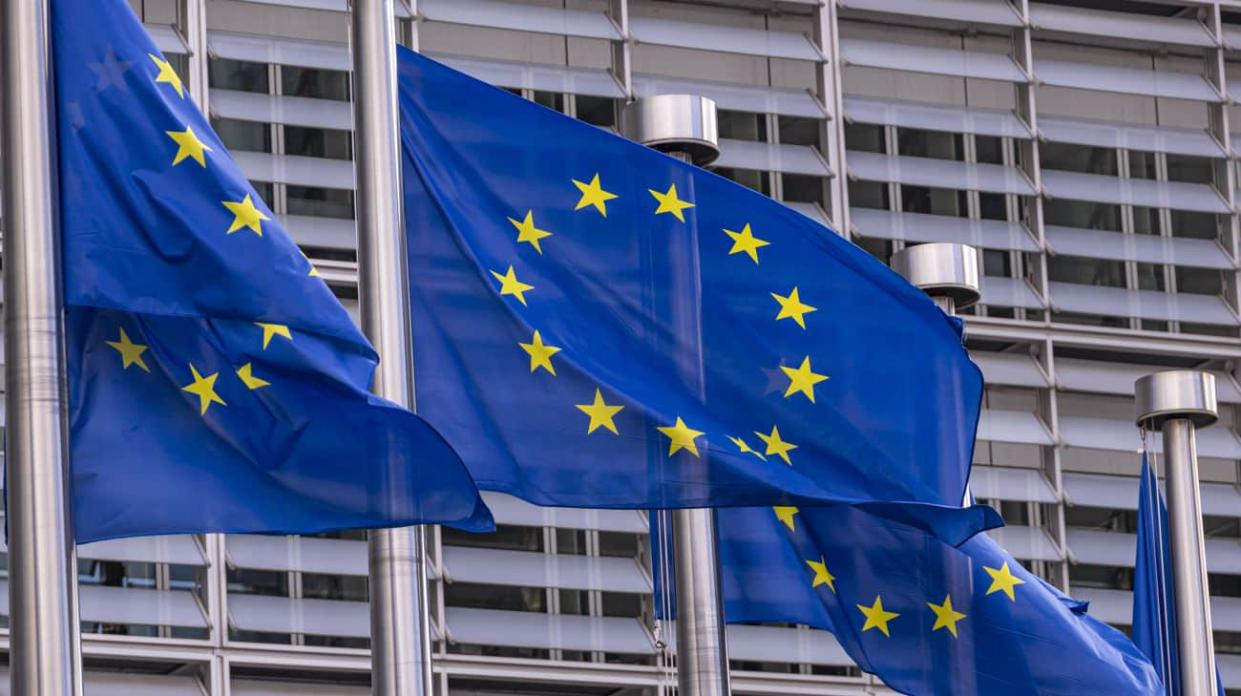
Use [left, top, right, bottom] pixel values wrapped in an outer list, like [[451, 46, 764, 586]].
[[54, 0, 490, 542], [399, 50, 985, 527], [1132, 454, 1225, 695], [708, 505, 1162, 694]]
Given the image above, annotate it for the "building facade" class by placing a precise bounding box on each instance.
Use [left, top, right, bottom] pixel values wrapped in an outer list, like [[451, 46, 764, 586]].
[[5, 0, 1241, 693]]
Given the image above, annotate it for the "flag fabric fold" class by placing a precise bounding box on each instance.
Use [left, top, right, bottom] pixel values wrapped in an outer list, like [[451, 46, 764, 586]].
[[54, 0, 491, 542], [705, 504, 1163, 694], [397, 49, 986, 530], [1132, 453, 1225, 696]]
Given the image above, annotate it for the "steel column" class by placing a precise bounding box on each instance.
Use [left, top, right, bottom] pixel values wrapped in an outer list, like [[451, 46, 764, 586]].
[[350, 2, 434, 695], [1136, 370, 1219, 696], [1, 1, 81, 695]]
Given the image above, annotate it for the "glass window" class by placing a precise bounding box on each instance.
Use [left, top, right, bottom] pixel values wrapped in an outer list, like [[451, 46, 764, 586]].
[[1043, 199, 1121, 231], [601, 592, 643, 618], [442, 524, 543, 552], [228, 568, 288, 596], [1047, 255, 1125, 288], [901, 185, 965, 217], [979, 192, 1007, 221], [896, 128, 962, 161], [302, 573, 367, 602], [844, 122, 884, 154], [286, 185, 354, 220], [1170, 210, 1218, 240], [284, 125, 352, 160], [250, 181, 275, 209], [444, 583, 545, 612], [532, 90, 564, 113], [853, 236, 893, 266], [983, 250, 1011, 277], [848, 179, 888, 210], [599, 531, 639, 558], [1129, 150, 1157, 180], [212, 118, 271, 153], [781, 174, 825, 206], [1132, 206, 1159, 235], [1069, 563, 1132, 591], [716, 168, 769, 195], [1176, 267, 1222, 296], [1136, 262, 1166, 291], [1041, 142, 1117, 175], [717, 110, 766, 142], [575, 95, 615, 128], [1166, 153, 1213, 184], [778, 116, 821, 150], [975, 135, 1004, 165], [209, 58, 268, 94], [555, 529, 587, 555], [281, 66, 349, 101]]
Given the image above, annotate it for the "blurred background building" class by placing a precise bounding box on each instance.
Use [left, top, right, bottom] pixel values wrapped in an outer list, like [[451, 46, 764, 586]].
[[5, 0, 1241, 693]]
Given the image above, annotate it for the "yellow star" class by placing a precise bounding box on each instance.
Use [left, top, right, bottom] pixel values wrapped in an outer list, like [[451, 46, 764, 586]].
[[780, 356, 829, 403], [105, 328, 150, 372], [255, 322, 292, 349], [657, 417, 704, 457], [508, 210, 553, 254], [755, 425, 798, 465], [857, 595, 900, 637], [724, 223, 770, 264], [771, 287, 817, 329], [576, 388, 624, 435], [727, 435, 766, 460], [519, 330, 561, 375], [984, 561, 1026, 602], [148, 53, 184, 98], [490, 265, 534, 306], [166, 126, 211, 167], [927, 595, 967, 638], [649, 183, 694, 222], [182, 364, 226, 415], [773, 506, 799, 531], [235, 362, 270, 390], [223, 194, 270, 236], [806, 557, 836, 593], [572, 173, 618, 217]]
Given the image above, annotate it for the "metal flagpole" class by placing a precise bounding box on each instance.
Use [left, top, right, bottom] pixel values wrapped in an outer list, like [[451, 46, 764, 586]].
[[1136, 370, 1219, 696], [622, 95, 730, 696], [1, 1, 81, 695], [349, 2, 434, 695], [891, 242, 981, 506]]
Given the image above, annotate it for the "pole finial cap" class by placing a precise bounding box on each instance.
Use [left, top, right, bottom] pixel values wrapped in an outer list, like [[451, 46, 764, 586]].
[[890, 243, 982, 310], [621, 94, 719, 166], [1135, 370, 1218, 429]]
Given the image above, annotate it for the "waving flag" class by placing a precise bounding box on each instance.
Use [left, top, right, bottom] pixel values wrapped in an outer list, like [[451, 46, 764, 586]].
[[398, 50, 985, 530], [704, 505, 1162, 694], [1132, 454, 1224, 695], [54, 0, 490, 542]]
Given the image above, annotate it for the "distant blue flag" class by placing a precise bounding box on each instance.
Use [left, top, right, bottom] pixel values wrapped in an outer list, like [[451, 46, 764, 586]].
[[1132, 454, 1225, 696], [701, 505, 1163, 694], [53, 0, 490, 542], [398, 49, 986, 535]]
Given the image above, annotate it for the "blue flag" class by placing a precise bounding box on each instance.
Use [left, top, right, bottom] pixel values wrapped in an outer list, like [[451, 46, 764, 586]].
[[705, 505, 1162, 694], [1132, 454, 1225, 695], [53, 0, 490, 542], [398, 49, 985, 528]]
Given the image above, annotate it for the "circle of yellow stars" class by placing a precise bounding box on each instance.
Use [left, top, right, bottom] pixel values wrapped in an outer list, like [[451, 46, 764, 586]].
[[102, 50, 321, 417]]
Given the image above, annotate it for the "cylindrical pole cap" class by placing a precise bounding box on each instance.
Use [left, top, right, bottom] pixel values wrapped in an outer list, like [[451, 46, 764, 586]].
[[621, 94, 719, 166], [1135, 370, 1219, 429], [890, 243, 982, 310]]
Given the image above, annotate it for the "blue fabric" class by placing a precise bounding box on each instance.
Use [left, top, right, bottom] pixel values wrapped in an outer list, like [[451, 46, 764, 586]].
[[704, 505, 1163, 694], [54, 0, 490, 542], [1132, 454, 1225, 696], [398, 49, 986, 532]]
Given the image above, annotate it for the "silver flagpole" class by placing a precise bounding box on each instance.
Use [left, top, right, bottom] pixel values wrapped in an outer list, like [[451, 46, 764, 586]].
[[349, 2, 434, 695], [622, 95, 730, 696], [1136, 371, 1219, 696], [1, 1, 81, 695], [891, 243, 981, 507]]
